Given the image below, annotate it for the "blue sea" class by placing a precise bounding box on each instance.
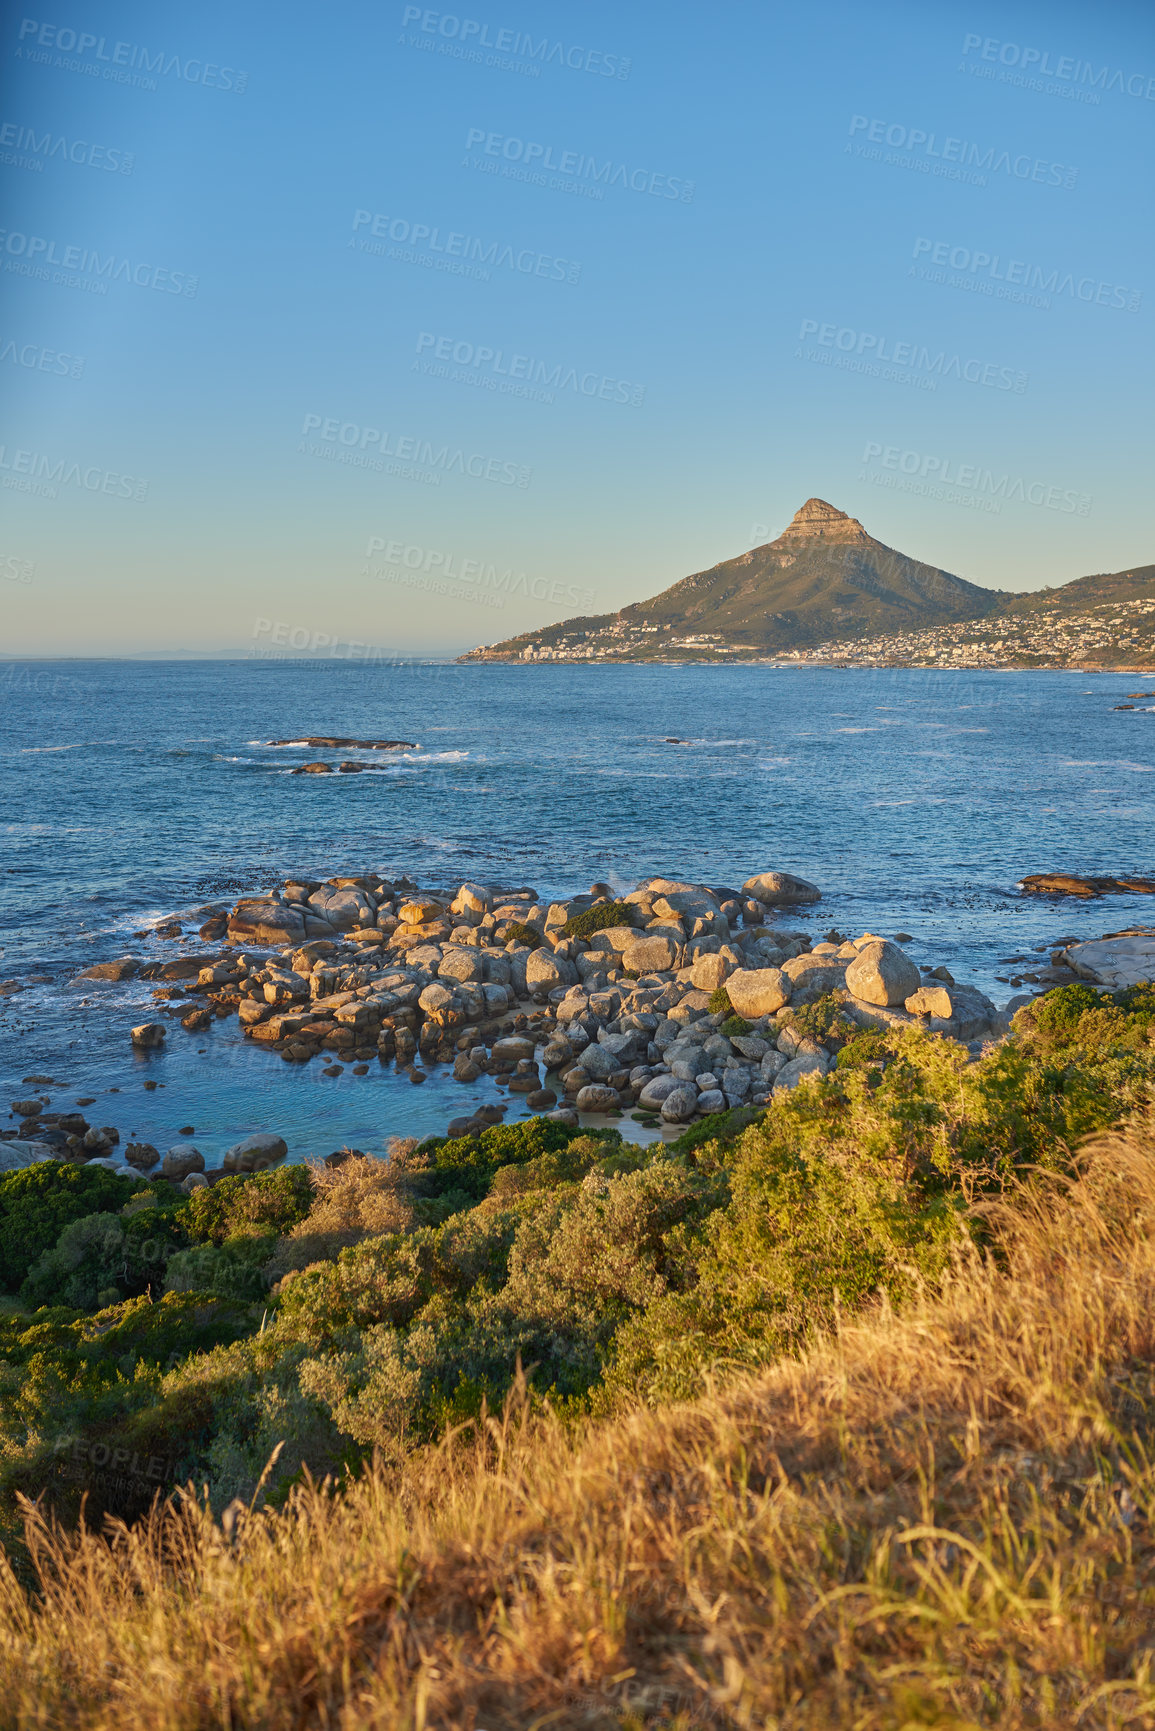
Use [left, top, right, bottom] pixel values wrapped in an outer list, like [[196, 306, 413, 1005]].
[[3, 659, 1153, 1165]]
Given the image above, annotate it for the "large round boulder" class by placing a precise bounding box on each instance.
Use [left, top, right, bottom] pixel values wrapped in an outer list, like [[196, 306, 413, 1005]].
[[772, 1053, 829, 1094], [724, 967, 791, 1019], [438, 947, 485, 984], [221, 1132, 288, 1174], [659, 1085, 699, 1123], [690, 952, 733, 991], [845, 940, 920, 1007], [0, 1141, 56, 1173], [621, 934, 678, 975], [637, 1075, 684, 1111], [308, 885, 375, 930], [227, 899, 308, 947], [130, 1022, 167, 1049], [741, 871, 821, 907], [162, 1143, 204, 1180], [904, 984, 954, 1019], [575, 1084, 622, 1113], [526, 949, 577, 995], [450, 882, 491, 922], [576, 1043, 618, 1082]]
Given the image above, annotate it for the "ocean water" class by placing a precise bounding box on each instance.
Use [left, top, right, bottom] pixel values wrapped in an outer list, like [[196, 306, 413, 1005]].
[[2, 659, 1153, 1165]]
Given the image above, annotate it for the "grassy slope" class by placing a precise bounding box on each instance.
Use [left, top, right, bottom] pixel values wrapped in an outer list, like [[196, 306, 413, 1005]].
[[4, 1120, 1155, 1728]]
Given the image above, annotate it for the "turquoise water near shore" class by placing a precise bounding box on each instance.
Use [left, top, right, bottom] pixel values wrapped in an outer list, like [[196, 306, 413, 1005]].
[[3, 660, 1153, 1163]]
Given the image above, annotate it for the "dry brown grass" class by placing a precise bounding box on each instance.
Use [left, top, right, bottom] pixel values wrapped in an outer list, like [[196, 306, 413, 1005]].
[[5, 1124, 1155, 1728]]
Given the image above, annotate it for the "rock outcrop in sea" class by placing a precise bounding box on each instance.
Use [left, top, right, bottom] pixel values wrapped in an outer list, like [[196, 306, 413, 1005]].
[[57, 869, 1022, 1156]]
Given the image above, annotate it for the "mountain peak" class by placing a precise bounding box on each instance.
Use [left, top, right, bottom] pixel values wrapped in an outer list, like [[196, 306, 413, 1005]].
[[774, 498, 867, 544]]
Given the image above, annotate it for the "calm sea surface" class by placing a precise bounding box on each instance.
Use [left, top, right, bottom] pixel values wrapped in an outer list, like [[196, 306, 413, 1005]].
[[2, 660, 1153, 1163]]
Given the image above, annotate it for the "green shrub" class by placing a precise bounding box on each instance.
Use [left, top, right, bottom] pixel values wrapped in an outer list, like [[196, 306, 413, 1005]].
[[164, 1239, 274, 1303], [1028, 982, 1109, 1042], [563, 901, 635, 939], [720, 1014, 750, 1037], [20, 1198, 189, 1313], [792, 993, 855, 1045], [708, 987, 733, 1015], [490, 1136, 612, 1199], [598, 1108, 961, 1412], [409, 1118, 622, 1205], [0, 1164, 143, 1292], [834, 1030, 890, 1074], [178, 1167, 314, 1246], [502, 922, 544, 950]]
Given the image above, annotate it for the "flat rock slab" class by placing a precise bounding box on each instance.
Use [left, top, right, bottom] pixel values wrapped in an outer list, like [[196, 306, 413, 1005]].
[[0, 1140, 57, 1171], [1065, 936, 1155, 989], [269, 736, 416, 750], [1021, 874, 1155, 897]]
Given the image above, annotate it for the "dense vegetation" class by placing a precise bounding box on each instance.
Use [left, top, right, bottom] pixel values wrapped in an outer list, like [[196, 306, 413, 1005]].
[[3, 981, 1155, 1725], [2, 981, 1154, 1556]]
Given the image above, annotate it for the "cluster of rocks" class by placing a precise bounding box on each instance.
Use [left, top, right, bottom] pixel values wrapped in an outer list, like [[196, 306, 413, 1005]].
[[78, 869, 1012, 1138], [0, 1090, 288, 1186]]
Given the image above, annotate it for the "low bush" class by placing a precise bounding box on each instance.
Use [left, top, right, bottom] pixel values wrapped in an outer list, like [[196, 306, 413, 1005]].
[[180, 1166, 314, 1246], [790, 990, 856, 1044], [562, 901, 635, 939], [501, 921, 544, 950], [708, 986, 733, 1014]]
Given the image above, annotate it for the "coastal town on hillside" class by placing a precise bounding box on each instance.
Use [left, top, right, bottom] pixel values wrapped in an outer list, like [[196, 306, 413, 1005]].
[[488, 595, 1155, 669]]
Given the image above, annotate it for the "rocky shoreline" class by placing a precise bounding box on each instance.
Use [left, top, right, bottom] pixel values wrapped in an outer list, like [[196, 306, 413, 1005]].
[[7, 866, 1144, 1187]]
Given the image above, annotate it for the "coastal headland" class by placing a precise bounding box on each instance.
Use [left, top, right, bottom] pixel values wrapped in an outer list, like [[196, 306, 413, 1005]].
[[461, 498, 1155, 668], [10, 865, 1150, 1184]]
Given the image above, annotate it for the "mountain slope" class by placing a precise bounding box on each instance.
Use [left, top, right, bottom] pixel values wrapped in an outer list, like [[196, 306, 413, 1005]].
[[995, 564, 1155, 618], [462, 499, 1002, 660]]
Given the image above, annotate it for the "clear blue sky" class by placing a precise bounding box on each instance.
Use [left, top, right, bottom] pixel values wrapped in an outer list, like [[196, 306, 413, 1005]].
[[2, 0, 1151, 654]]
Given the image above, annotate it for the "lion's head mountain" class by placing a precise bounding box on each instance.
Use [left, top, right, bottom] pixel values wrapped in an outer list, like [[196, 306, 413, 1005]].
[[460, 498, 1154, 662]]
